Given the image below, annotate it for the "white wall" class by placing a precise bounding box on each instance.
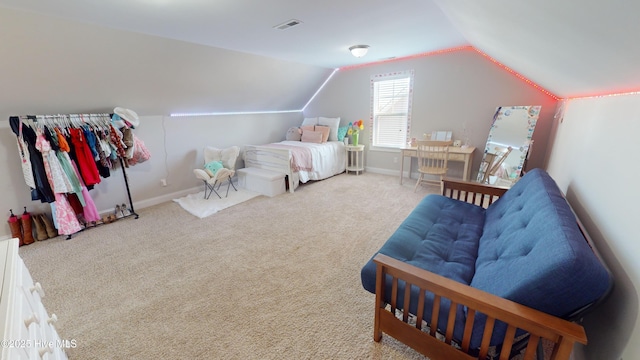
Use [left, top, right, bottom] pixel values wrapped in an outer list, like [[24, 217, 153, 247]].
[[546, 94, 640, 360], [304, 48, 558, 179], [0, 112, 302, 237]]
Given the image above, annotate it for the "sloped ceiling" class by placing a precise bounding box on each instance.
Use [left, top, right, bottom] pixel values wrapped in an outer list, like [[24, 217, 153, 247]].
[[0, 7, 333, 116], [1, 0, 639, 116], [0, 0, 469, 116], [433, 0, 640, 98], [0, 0, 467, 69]]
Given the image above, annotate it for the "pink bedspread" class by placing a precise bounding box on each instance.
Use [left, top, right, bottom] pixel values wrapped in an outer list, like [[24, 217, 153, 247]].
[[262, 143, 313, 171]]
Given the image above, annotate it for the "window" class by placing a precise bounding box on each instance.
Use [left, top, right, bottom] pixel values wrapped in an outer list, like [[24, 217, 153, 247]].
[[370, 70, 414, 148]]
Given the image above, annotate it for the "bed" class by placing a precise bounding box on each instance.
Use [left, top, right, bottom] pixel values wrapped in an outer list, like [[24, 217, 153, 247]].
[[243, 140, 346, 193]]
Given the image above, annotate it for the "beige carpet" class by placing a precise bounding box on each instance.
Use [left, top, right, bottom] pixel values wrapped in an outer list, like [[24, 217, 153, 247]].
[[18, 172, 442, 359]]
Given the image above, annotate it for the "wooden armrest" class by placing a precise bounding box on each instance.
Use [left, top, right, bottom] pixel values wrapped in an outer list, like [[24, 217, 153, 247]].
[[441, 178, 510, 208], [373, 253, 587, 360]]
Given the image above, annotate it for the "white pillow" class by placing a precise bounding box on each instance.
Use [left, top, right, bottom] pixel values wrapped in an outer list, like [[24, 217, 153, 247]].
[[318, 117, 341, 141], [301, 117, 318, 127]]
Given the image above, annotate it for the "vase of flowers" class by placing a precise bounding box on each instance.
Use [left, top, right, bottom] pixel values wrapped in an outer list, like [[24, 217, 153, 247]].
[[348, 120, 364, 146]]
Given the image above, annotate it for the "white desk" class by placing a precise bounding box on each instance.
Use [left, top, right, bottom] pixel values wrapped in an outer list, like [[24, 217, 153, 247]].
[[399, 145, 476, 184]]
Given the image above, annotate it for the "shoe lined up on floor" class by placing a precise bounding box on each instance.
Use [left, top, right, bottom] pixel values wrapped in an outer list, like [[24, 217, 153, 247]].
[[121, 203, 131, 217], [32, 214, 48, 241], [8, 204, 134, 246], [41, 213, 58, 238], [102, 203, 132, 224], [7, 208, 58, 246]]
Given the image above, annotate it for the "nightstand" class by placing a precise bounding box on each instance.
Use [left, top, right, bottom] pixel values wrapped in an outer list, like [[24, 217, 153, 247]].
[[345, 144, 365, 175]]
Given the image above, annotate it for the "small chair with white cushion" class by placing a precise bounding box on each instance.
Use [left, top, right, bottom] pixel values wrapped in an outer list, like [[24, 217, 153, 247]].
[[193, 146, 240, 199]]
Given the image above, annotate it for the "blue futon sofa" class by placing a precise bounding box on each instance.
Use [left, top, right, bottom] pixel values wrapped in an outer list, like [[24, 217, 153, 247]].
[[361, 169, 612, 360]]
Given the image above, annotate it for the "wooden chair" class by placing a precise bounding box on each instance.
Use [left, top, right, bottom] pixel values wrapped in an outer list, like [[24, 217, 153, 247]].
[[478, 153, 497, 184], [480, 146, 512, 184], [414, 140, 452, 192]]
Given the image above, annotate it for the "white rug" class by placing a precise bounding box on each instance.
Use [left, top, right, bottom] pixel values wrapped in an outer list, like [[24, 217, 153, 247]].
[[173, 188, 261, 218]]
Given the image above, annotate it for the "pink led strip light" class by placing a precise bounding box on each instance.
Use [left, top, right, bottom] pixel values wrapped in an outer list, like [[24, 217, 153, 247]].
[[339, 46, 559, 100], [342, 46, 640, 101]]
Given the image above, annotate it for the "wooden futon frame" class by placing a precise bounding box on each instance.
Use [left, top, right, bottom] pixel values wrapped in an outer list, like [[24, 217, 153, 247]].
[[372, 179, 588, 360]]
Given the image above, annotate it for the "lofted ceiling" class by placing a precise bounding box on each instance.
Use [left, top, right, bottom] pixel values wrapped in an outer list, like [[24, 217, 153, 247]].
[[1, 0, 639, 100], [0, 0, 467, 69], [433, 0, 640, 99]]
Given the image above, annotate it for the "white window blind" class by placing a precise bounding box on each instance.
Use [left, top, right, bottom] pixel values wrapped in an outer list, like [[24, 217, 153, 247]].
[[371, 70, 413, 148]]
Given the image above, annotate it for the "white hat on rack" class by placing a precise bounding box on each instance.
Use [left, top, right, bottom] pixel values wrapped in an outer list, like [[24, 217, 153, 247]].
[[114, 107, 140, 128]]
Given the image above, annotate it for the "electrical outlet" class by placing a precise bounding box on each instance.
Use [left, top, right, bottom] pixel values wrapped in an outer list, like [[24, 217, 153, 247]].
[[160, 179, 167, 187], [393, 157, 398, 163]]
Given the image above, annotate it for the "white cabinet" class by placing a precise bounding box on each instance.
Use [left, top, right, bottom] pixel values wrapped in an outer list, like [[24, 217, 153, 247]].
[[0, 239, 68, 360]]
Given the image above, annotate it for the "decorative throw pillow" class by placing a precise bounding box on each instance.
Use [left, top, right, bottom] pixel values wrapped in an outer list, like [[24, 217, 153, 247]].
[[204, 160, 224, 177], [301, 130, 323, 143], [300, 125, 315, 133], [318, 117, 341, 141], [314, 125, 331, 143], [286, 127, 302, 141], [337, 126, 348, 142]]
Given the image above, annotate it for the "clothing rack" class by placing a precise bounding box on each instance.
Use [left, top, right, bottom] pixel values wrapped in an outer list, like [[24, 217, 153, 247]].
[[9, 113, 139, 240]]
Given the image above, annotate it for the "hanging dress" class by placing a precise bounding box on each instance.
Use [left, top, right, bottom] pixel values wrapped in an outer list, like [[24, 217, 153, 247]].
[[39, 129, 73, 194], [15, 120, 36, 189], [70, 160, 101, 223], [9, 117, 55, 203], [54, 127, 99, 223], [110, 125, 128, 167], [98, 131, 113, 168], [54, 127, 85, 206], [70, 128, 101, 186], [35, 131, 82, 235], [83, 126, 110, 178]]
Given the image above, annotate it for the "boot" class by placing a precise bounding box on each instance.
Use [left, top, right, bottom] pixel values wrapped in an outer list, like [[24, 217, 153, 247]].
[[8, 209, 24, 246], [32, 214, 48, 241], [40, 214, 58, 238], [20, 208, 35, 245]]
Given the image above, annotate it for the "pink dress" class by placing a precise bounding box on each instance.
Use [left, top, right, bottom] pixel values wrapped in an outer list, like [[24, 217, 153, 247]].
[[71, 161, 101, 223]]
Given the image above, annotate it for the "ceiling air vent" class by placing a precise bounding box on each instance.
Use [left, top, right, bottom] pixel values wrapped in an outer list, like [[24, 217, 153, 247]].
[[273, 19, 303, 30]]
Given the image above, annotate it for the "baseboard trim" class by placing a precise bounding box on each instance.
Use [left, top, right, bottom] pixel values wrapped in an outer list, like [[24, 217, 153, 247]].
[[365, 167, 402, 177], [366, 167, 413, 179], [123, 178, 239, 214], [131, 186, 202, 212]]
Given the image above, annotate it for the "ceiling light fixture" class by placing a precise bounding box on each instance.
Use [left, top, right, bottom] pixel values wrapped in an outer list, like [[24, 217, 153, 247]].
[[349, 45, 369, 58]]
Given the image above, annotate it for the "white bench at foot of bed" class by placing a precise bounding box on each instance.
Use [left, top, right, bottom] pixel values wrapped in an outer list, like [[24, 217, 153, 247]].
[[237, 167, 298, 197]]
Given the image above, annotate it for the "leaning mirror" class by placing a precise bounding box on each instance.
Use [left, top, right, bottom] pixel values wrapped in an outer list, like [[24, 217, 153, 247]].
[[477, 106, 540, 187]]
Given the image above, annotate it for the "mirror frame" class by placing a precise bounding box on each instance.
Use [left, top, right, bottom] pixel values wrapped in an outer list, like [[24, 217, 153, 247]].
[[477, 105, 540, 186]]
